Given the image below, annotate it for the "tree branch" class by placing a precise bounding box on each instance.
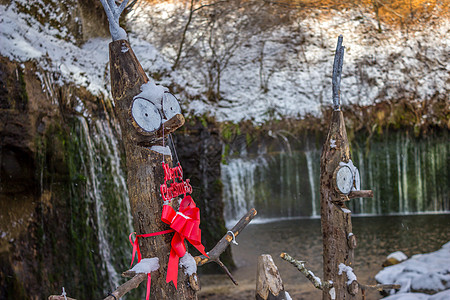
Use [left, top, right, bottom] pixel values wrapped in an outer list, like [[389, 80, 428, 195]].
[[280, 252, 332, 290], [48, 273, 148, 300], [194, 208, 257, 284], [280, 253, 400, 296], [348, 190, 373, 199], [359, 283, 401, 292], [332, 35, 345, 110], [104, 273, 147, 300]]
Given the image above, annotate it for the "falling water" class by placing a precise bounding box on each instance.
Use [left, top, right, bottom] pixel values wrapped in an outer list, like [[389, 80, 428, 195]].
[[305, 151, 318, 217], [222, 157, 266, 226], [73, 116, 132, 291], [222, 131, 449, 222]]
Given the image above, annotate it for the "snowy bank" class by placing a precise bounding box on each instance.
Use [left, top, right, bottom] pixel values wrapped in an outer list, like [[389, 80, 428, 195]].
[[0, 2, 170, 99], [376, 241, 450, 298], [2, 1, 449, 124], [128, 3, 450, 123]]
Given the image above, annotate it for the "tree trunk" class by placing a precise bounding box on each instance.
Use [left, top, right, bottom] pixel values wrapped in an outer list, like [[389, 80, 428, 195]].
[[320, 110, 356, 300], [109, 39, 196, 299]]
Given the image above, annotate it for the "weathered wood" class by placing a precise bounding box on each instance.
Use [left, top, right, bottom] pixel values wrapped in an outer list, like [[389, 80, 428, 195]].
[[332, 35, 345, 110], [109, 39, 193, 299], [104, 273, 147, 300], [359, 283, 401, 292], [320, 109, 355, 300], [195, 208, 257, 267], [348, 190, 373, 199], [320, 36, 355, 300], [194, 208, 257, 285], [256, 254, 286, 300]]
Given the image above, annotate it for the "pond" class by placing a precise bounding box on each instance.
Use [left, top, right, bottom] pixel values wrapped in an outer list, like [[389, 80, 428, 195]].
[[199, 214, 450, 299]]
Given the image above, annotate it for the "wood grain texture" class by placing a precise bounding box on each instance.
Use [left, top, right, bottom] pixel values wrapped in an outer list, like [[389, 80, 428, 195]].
[[256, 254, 286, 300], [109, 39, 194, 299], [320, 110, 355, 300]]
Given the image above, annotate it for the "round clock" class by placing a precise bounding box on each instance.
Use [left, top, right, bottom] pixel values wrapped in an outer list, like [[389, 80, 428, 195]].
[[162, 92, 181, 120], [354, 167, 361, 191], [131, 98, 161, 132], [334, 165, 354, 195]]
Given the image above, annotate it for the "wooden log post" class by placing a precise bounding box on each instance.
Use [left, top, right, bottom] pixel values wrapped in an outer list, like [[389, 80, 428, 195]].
[[108, 38, 195, 299], [256, 254, 287, 300], [319, 35, 373, 300], [96, 1, 200, 298]]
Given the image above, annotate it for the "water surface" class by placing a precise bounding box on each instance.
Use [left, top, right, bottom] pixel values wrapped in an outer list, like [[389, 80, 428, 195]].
[[199, 214, 450, 299]]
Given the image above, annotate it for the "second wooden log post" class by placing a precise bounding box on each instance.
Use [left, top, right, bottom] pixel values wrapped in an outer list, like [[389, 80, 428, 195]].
[[319, 36, 373, 300]]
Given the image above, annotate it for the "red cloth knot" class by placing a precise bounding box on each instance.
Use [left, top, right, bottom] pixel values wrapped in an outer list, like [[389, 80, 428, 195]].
[[161, 195, 208, 288]]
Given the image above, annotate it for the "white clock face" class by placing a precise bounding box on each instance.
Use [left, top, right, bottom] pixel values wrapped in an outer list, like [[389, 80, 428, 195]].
[[336, 165, 353, 195], [354, 167, 361, 191], [162, 92, 181, 121], [131, 98, 161, 132]]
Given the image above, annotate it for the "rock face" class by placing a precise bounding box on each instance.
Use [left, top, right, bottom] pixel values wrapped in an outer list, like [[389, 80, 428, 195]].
[[174, 119, 234, 273], [0, 56, 112, 298]]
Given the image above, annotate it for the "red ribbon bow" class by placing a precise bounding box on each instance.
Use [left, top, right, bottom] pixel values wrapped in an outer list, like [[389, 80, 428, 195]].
[[161, 195, 209, 288]]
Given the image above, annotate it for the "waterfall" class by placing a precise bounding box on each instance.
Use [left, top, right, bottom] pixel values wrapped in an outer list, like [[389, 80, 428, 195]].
[[396, 137, 403, 212], [402, 135, 409, 213], [305, 151, 318, 217], [222, 157, 266, 226], [221, 131, 449, 223], [73, 116, 132, 291], [415, 146, 423, 212]]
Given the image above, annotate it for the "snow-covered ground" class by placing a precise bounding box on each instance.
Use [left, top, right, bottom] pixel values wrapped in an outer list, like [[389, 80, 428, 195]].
[[0, 2, 170, 99], [128, 3, 450, 123], [1, 1, 449, 124], [376, 242, 450, 299]]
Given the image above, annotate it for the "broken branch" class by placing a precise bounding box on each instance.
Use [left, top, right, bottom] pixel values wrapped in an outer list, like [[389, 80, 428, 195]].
[[348, 190, 373, 199], [359, 283, 401, 292], [280, 252, 332, 290], [332, 35, 345, 110], [104, 273, 147, 300], [194, 208, 257, 285]]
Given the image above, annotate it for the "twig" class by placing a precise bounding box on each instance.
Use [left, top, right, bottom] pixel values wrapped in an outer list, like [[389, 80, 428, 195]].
[[348, 190, 373, 199], [48, 296, 77, 300], [359, 283, 401, 292], [194, 208, 257, 285], [332, 35, 345, 111], [104, 273, 147, 300], [280, 252, 332, 290], [280, 253, 400, 296]]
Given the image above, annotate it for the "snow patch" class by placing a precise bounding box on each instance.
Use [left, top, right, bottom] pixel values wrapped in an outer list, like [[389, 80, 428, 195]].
[[330, 139, 337, 148], [338, 263, 357, 285], [329, 287, 336, 300], [179, 252, 197, 276], [383, 289, 450, 300], [341, 208, 352, 214], [376, 242, 450, 295], [135, 81, 168, 111], [387, 251, 408, 262], [150, 146, 172, 156], [121, 43, 129, 53], [308, 270, 322, 286], [284, 291, 292, 300], [130, 258, 160, 274]]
